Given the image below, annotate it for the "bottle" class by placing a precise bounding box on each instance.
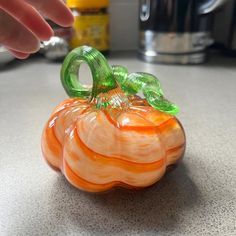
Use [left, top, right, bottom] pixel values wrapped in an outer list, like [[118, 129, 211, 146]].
[[66, 0, 110, 54]]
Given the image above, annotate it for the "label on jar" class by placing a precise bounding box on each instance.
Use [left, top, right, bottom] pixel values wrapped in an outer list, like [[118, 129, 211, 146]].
[[70, 14, 109, 51]]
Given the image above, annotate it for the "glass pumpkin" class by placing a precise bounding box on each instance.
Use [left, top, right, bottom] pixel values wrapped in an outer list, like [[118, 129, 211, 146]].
[[41, 46, 186, 192]]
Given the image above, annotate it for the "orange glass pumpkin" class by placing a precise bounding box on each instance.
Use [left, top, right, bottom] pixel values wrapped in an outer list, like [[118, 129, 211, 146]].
[[41, 46, 186, 192]]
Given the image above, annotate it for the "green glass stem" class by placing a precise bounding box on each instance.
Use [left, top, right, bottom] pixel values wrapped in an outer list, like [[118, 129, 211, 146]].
[[61, 46, 179, 115]]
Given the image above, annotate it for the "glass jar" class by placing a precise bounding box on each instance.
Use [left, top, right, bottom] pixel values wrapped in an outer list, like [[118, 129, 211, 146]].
[[67, 0, 110, 54]]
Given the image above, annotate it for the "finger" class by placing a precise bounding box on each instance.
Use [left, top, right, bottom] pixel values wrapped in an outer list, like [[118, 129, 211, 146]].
[[0, 0, 53, 40], [0, 10, 40, 53], [26, 0, 74, 27], [7, 48, 30, 59]]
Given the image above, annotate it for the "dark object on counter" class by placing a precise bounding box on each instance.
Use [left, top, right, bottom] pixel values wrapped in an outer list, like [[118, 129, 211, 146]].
[[139, 0, 226, 64], [225, 2, 236, 55], [212, 0, 236, 56]]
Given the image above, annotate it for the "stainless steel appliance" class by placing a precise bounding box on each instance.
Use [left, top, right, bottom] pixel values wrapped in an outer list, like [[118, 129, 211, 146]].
[[139, 0, 227, 64]]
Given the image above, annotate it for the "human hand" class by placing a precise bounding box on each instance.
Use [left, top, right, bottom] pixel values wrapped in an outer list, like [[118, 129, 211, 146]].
[[0, 0, 74, 59]]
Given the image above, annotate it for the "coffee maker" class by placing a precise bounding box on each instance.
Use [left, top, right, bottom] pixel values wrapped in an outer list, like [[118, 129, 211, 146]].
[[139, 0, 227, 64]]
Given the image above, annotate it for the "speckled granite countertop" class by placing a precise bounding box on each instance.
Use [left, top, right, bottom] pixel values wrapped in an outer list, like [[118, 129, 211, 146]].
[[0, 53, 235, 236]]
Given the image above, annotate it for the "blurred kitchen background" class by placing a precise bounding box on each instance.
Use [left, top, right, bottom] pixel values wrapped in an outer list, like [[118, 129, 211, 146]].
[[112, 0, 236, 53], [0, 0, 236, 65], [1, 2, 236, 235], [111, 0, 236, 64]]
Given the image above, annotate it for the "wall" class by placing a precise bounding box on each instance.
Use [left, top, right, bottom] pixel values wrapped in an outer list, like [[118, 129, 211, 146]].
[[110, 0, 139, 51]]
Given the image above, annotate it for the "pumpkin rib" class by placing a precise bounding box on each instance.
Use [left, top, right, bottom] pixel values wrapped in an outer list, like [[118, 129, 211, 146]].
[[77, 110, 165, 163], [104, 110, 157, 134], [52, 98, 87, 113], [167, 143, 185, 153], [63, 159, 137, 192], [73, 125, 165, 169], [64, 146, 166, 185], [53, 105, 90, 143], [76, 110, 184, 165], [41, 136, 61, 170], [166, 146, 185, 165], [63, 159, 164, 192], [42, 102, 82, 168], [72, 125, 184, 174], [63, 126, 167, 186], [48, 117, 63, 151], [42, 117, 62, 165], [42, 104, 92, 171], [129, 106, 174, 124], [41, 147, 61, 171], [158, 119, 180, 134], [155, 117, 178, 133], [104, 109, 177, 135]]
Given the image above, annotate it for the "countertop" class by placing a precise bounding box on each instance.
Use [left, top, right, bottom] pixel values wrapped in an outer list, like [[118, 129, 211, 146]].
[[0, 53, 236, 236]]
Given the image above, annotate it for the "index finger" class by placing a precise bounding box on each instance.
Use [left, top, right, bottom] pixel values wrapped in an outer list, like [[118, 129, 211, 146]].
[[26, 0, 74, 27]]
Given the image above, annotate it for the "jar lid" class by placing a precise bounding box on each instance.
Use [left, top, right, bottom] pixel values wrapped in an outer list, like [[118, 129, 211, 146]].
[[67, 0, 109, 9]]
